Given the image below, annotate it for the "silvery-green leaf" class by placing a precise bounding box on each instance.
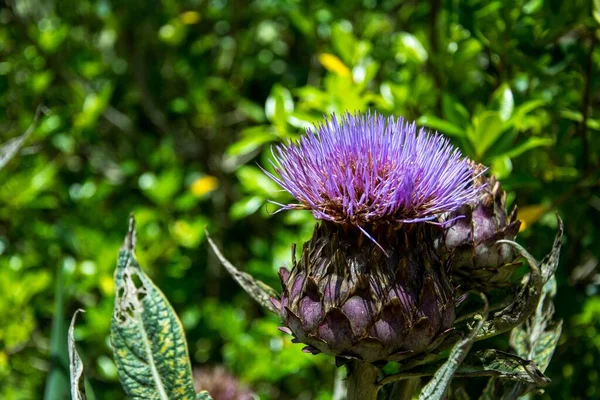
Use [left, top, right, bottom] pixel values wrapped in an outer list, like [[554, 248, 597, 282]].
[[461, 350, 549, 385], [69, 309, 87, 400], [196, 391, 213, 400], [476, 215, 563, 341], [111, 216, 196, 400], [0, 106, 44, 170], [477, 216, 563, 400], [499, 218, 563, 399], [206, 230, 279, 314], [418, 295, 488, 400]]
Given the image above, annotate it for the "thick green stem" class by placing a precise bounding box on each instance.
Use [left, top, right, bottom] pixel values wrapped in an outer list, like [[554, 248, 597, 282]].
[[346, 361, 381, 400]]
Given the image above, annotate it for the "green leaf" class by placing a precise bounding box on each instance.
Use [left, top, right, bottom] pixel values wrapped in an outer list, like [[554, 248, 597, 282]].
[[230, 196, 265, 220], [502, 137, 553, 159], [594, 0, 600, 25], [490, 156, 512, 180], [469, 111, 506, 158], [418, 294, 489, 400], [111, 216, 196, 400], [441, 93, 470, 127], [461, 350, 550, 385], [489, 83, 514, 122], [205, 230, 279, 314], [500, 218, 564, 398], [560, 109, 600, 131], [417, 115, 465, 138], [226, 128, 275, 158], [509, 99, 546, 126], [236, 165, 282, 197], [477, 215, 563, 341], [402, 349, 549, 387], [395, 32, 428, 64], [331, 23, 358, 65], [265, 84, 294, 130], [69, 310, 87, 400], [195, 391, 213, 400]]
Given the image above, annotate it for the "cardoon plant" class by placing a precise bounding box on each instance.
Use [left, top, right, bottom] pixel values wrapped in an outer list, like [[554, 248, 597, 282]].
[[66, 112, 563, 400], [209, 112, 562, 399], [265, 114, 479, 364]]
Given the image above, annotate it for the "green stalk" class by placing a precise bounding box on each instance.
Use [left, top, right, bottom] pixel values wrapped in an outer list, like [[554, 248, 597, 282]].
[[346, 361, 381, 400]]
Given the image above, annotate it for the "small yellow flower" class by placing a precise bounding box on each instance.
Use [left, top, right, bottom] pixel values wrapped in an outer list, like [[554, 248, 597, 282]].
[[179, 11, 201, 25], [190, 176, 219, 197], [318, 53, 351, 77]]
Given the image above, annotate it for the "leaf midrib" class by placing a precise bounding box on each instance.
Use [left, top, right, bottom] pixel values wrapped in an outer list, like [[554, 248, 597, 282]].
[[131, 274, 169, 400]]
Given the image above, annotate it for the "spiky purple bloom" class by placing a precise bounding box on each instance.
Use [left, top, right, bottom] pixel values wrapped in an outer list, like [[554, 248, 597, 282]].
[[265, 112, 480, 229], [263, 112, 483, 363]]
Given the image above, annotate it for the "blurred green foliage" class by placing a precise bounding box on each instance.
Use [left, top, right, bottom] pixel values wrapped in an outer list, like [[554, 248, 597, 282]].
[[0, 0, 599, 399]]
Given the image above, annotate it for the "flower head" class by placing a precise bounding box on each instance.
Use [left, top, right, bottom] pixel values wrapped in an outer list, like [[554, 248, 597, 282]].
[[265, 112, 480, 230]]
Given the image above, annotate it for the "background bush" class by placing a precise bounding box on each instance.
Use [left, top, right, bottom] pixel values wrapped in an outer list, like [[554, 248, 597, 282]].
[[1, 0, 599, 399]]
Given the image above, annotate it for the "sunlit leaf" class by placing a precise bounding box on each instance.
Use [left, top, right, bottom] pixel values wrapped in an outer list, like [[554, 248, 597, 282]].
[[418, 295, 488, 400], [196, 391, 213, 400], [230, 196, 265, 220], [503, 137, 553, 159], [69, 310, 87, 400], [470, 111, 506, 158], [417, 115, 465, 138], [560, 109, 600, 131], [501, 219, 563, 398], [394, 32, 428, 63], [265, 84, 294, 129], [111, 216, 196, 400], [205, 230, 279, 314], [490, 83, 514, 122]]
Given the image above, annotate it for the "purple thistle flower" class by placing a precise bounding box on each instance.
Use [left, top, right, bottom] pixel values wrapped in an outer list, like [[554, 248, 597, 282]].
[[264, 112, 481, 231]]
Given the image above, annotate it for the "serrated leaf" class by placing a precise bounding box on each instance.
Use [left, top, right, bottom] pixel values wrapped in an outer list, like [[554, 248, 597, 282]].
[[196, 391, 213, 400], [401, 350, 549, 388], [206, 230, 279, 314], [418, 295, 489, 400], [111, 216, 196, 400], [476, 215, 563, 341], [476, 216, 562, 399], [69, 309, 87, 400], [501, 218, 563, 398], [461, 350, 549, 385]]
